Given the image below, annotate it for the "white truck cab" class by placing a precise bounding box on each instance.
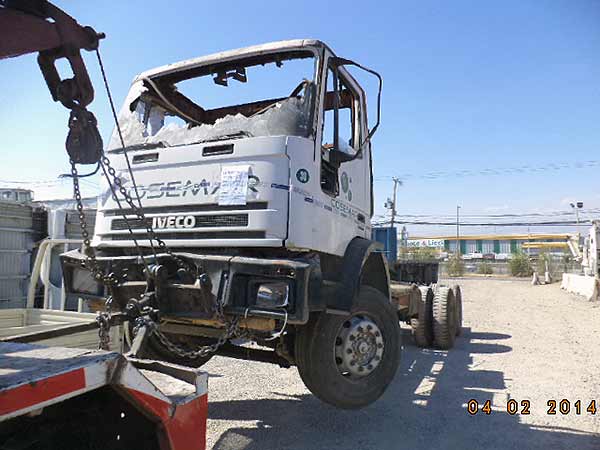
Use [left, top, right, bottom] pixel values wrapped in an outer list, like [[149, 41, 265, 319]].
[[62, 40, 400, 409], [93, 39, 372, 256]]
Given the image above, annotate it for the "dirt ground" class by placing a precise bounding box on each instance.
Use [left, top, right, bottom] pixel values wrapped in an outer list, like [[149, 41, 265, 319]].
[[203, 279, 600, 450]]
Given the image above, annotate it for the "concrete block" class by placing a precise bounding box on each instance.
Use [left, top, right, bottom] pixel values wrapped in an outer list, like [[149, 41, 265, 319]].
[[561, 273, 599, 301]]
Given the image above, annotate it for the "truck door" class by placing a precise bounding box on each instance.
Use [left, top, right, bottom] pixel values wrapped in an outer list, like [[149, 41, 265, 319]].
[[317, 59, 371, 253]]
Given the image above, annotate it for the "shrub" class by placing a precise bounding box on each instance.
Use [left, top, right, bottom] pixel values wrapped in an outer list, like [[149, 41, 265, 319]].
[[447, 253, 465, 277], [509, 252, 533, 277], [478, 261, 494, 275], [399, 246, 438, 261], [536, 252, 554, 274]]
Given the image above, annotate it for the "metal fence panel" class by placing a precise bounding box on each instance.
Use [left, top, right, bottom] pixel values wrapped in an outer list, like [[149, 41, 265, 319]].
[[0, 202, 39, 308]]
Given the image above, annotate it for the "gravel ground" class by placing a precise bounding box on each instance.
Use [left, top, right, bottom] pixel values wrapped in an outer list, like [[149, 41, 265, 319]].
[[203, 279, 600, 450]]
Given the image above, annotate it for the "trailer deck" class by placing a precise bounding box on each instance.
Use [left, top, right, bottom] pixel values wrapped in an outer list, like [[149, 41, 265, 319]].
[[0, 342, 208, 449]]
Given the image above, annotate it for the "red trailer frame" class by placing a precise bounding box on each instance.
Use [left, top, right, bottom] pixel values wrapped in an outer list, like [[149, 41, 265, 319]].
[[0, 342, 208, 450]]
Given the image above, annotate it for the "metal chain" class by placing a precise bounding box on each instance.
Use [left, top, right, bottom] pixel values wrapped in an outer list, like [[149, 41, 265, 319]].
[[151, 316, 243, 359], [96, 297, 112, 350], [71, 161, 118, 285], [96, 313, 111, 350]]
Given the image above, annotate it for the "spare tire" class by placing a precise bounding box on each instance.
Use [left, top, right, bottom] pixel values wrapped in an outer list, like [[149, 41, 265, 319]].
[[410, 286, 434, 347], [432, 286, 457, 350]]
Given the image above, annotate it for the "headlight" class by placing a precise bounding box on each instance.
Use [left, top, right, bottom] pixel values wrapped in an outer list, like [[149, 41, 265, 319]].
[[256, 282, 289, 308]]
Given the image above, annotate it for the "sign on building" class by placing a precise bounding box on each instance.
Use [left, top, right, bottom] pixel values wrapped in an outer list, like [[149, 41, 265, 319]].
[[407, 239, 445, 248]]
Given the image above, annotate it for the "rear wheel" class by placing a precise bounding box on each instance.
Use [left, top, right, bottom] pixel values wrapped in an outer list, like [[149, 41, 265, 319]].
[[432, 286, 457, 349], [410, 286, 434, 347], [452, 284, 463, 336], [295, 286, 401, 409]]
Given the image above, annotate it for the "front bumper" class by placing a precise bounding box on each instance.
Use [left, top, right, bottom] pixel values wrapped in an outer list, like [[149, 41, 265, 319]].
[[61, 250, 313, 325]]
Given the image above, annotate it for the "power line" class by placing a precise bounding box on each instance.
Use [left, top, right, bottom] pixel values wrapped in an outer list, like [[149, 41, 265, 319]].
[[0, 178, 68, 186], [372, 219, 592, 227], [79, 179, 100, 189], [373, 206, 600, 223], [375, 159, 600, 182], [390, 210, 600, 220]]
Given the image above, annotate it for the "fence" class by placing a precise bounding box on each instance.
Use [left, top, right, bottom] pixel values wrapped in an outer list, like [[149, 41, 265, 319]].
[[0, 202, 95, 309], [0, 202, 45, 308], [440, 255, 581, 279]]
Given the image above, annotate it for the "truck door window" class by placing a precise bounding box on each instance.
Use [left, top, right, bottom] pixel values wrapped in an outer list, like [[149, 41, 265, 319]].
[[321, 66, 359, 197]]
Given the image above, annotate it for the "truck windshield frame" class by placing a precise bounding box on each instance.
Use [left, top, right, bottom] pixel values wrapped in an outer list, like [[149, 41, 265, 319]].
[[108, 49, 320, 152]]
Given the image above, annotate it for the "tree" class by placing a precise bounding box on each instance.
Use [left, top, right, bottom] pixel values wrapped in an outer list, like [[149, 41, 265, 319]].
[[447, 253, 465, 277]]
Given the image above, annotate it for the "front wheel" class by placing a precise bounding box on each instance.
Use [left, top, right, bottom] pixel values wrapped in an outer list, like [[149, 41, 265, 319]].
[[295, 286, 401, 409]]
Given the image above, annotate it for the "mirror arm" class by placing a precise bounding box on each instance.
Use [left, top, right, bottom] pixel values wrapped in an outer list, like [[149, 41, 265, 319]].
[[330, 57, 383, 149], [332, 68, 340, 159]]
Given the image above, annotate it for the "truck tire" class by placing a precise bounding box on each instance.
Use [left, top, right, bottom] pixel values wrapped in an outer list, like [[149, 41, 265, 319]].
[[410, 286, 434, 347], [432, 286, 457, 350], [145, 332, 215, 368], [452, 284, 463, 336], [295, 286, 401, 409]]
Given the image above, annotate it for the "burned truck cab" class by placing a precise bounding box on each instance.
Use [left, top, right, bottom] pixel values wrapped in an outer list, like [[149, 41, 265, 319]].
[[62, 40, 396, 410]]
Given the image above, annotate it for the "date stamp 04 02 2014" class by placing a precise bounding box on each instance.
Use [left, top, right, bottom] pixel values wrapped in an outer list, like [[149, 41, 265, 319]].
[[467, 399, 598, 416]]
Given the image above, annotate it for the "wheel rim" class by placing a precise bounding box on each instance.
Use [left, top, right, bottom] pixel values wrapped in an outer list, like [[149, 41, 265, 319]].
[[334, 314, 384, 378]]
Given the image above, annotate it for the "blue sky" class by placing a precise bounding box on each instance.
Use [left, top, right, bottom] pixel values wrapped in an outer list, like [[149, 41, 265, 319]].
[[1, 0, 599, 236]]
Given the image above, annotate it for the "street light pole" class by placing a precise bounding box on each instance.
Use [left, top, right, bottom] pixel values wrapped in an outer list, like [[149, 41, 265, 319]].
[[456, 205, 461, 255]]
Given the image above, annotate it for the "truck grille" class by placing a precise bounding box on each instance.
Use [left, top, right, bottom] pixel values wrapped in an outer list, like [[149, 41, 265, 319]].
[[104, 231, 265, 240], [110, 213, 249, 230]]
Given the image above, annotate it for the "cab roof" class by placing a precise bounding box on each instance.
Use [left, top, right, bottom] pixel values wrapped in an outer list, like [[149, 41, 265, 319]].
[[137, 39, 333, 82]]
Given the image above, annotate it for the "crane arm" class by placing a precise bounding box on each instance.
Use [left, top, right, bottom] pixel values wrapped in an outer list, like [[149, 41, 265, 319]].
[[0, 0, 105, 164]]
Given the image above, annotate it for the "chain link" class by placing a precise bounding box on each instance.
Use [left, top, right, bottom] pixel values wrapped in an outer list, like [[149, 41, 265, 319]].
[[96, 315, 111, 350]]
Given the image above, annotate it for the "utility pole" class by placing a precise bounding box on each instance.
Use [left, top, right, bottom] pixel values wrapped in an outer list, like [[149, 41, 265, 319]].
[[456, 205, 461, 255], [570, 201, 583, 248], [390, 177, 401, 229]]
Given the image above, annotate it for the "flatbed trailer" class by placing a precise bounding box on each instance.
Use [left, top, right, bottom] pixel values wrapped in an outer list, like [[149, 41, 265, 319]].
[[0, 342, 208, 450], [0, 307, 209, 450], [0, 308, 121, 351]]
